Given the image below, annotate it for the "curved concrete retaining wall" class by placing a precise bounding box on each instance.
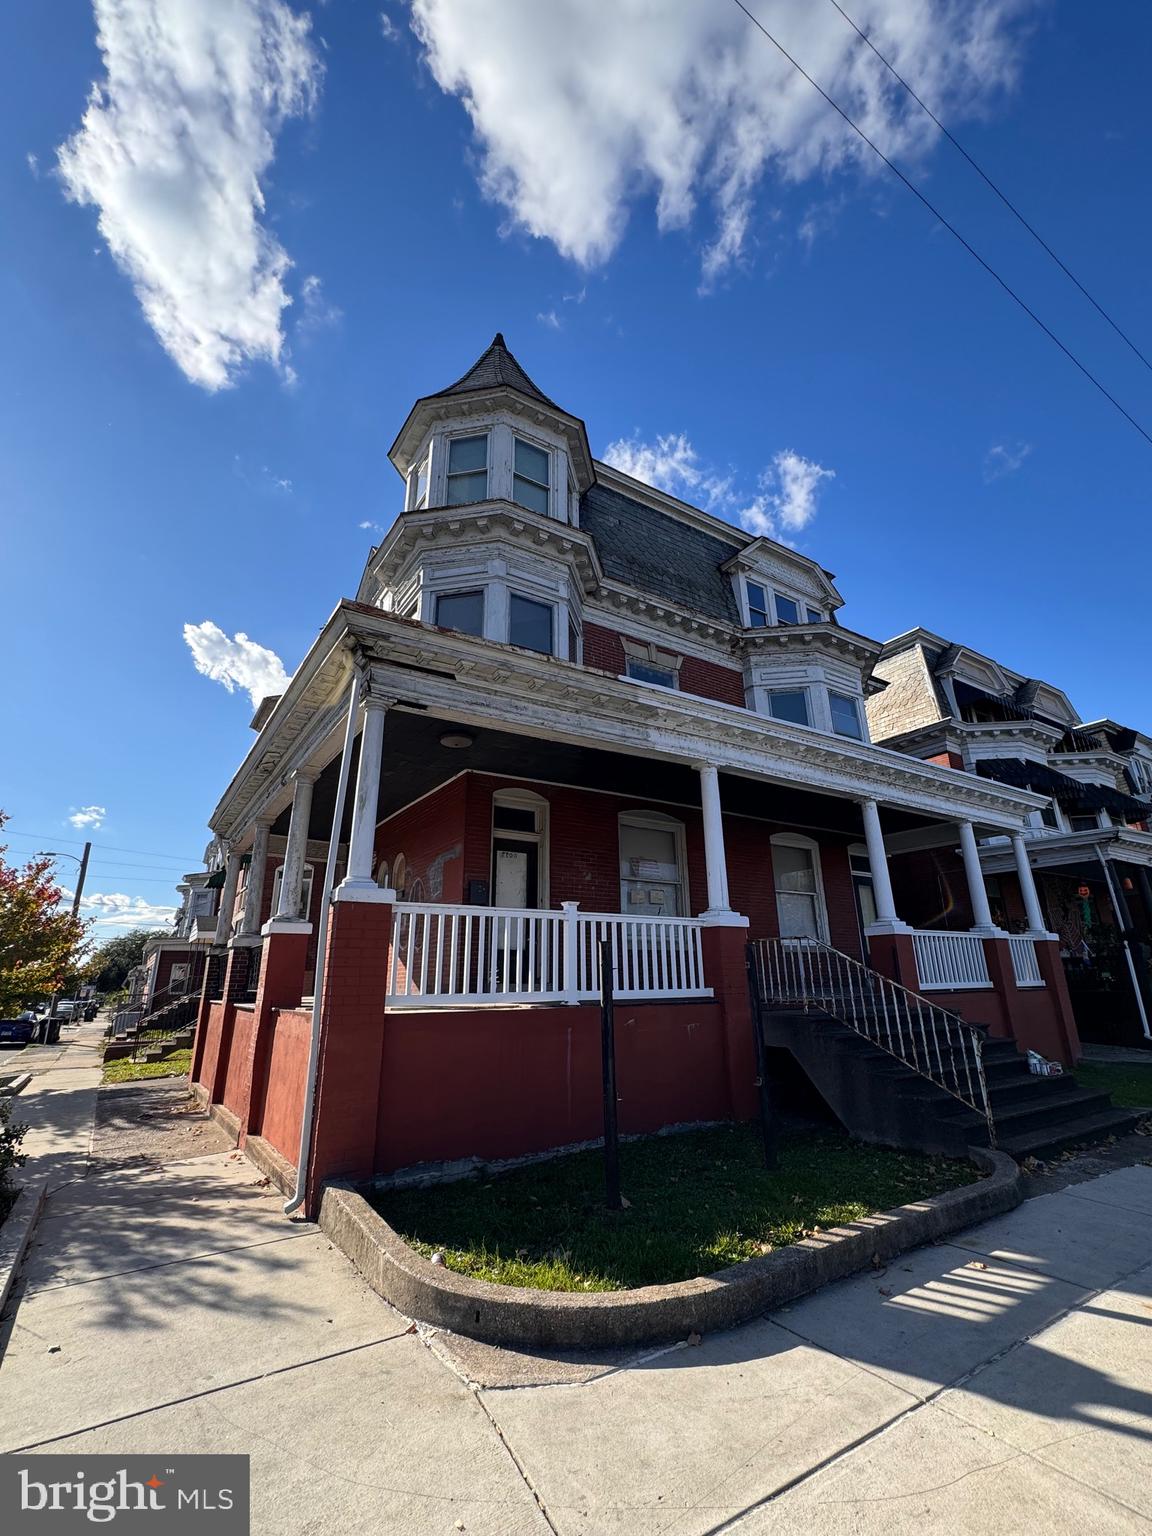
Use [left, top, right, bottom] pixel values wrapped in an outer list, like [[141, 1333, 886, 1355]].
[[320, 1148, 1022, 1350]]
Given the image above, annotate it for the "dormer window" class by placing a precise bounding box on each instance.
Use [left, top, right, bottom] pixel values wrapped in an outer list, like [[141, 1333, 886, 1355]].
[[747, 582, 771, 627], [512, 437, 550, 516], [446, 434, 488, 506], [775, 593, 800, 625]]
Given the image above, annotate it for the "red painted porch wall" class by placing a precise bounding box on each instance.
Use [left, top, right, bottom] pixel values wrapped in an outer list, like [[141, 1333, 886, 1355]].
[[375, 998, 731, 1172], [221, 1005, 258, 1121], [195, 1000, 229, 1099], [255, 1007, 312, 1165]]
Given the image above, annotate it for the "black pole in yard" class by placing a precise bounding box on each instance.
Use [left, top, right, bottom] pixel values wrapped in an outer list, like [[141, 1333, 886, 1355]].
[[745, 943, 779, 1170], [598, 936, 623, 1211]]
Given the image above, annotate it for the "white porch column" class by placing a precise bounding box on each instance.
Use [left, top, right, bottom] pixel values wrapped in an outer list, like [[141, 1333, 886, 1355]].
[[1011, 833, 1049, 935], [238, 819, 272, 938], [270, 769, 316, 926], [696, 762, 746, 925], [859, 798, 906, 932], [334, 674, 396, 903], [212, 846, 243, 946], [958, 820, 999, 933]]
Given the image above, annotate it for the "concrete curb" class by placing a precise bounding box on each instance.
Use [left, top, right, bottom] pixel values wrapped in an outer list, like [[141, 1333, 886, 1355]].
[[0, 1074, 33, 1097], [319, 1147, 1022, 1349], [0, 1176, 49, 1318]]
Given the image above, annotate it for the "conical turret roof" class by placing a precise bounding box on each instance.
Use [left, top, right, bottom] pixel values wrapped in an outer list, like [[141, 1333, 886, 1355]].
[[434, 333, 560, 410]]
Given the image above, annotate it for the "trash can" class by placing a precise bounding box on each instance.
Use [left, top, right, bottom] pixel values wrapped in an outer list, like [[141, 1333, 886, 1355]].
[[46, 1018, 63, 1045]]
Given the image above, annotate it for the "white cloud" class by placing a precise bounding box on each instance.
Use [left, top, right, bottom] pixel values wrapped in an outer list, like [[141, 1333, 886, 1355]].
[[57, 0, 322, 391], [68, 805, 107, 831], [26, 151, 40, 178], [536, 309, 561, 330], [380, 10, 400, 42], [297, 273, 342, 333], [603, 433, 834, 542], [65, 889, 178, 929], [983, 440, 1032, 481], [183, 620, 291, 707], [410, 0, 1029, 278]]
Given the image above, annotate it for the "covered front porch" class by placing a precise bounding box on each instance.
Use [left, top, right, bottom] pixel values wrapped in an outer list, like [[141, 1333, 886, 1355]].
[[191, 604, 1079, 1211]]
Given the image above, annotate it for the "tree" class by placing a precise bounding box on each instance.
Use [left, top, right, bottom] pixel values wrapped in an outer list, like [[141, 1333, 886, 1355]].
[[84, 928, 172, 993], [0, 813, 89, 1016]]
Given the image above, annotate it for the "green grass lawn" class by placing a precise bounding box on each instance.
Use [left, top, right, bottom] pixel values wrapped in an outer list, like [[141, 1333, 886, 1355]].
[[102, 1048, 192, 1085], [1075, 1060, 1152, 1110], [374, 1125, 976, 1292]]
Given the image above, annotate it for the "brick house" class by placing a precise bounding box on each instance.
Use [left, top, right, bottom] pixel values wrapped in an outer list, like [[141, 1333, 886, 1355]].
[[868, 629, 1152, 1046], [191, 337, 1114, 1213]]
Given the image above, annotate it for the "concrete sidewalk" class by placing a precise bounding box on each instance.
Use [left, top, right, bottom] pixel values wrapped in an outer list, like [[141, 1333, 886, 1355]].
[[1, 1046, 1150, 1535]]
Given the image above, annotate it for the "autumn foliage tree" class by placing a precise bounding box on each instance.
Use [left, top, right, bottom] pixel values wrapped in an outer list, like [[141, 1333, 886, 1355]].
[[0, 813, 89, 1017]]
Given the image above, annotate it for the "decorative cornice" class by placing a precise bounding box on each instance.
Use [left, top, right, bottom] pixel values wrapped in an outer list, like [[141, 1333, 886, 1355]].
[[740, 623, 881, 667]]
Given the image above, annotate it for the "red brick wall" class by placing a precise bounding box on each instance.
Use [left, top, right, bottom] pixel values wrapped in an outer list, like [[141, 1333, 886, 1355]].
[[583, 622, 745, 708], [373, 776, 468, 903]]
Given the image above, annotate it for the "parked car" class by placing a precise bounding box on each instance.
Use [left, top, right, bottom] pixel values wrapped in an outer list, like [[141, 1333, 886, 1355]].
[[0, 1018, 36, 1046]]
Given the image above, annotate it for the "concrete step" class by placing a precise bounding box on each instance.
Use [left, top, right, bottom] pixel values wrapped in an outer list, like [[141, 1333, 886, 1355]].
[[970, 1088, 1116, 1138], [997, 1107, 1145, 1162]]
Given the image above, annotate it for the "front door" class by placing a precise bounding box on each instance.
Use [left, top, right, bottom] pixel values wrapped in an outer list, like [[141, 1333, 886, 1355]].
[[493, 841, 539, 909]]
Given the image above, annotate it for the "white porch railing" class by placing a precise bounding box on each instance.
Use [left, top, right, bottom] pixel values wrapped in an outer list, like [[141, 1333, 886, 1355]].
[[1008, 934, 1045, 988], [386, 901, 711, 1008], [912, 930, 991, 991]]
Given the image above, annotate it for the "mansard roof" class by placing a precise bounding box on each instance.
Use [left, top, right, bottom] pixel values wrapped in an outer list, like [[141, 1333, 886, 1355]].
[[580, 480, 743, 624], [435, 333, 560, 410]]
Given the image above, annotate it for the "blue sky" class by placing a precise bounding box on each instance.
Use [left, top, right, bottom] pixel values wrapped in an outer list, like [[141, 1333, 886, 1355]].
[[2, 0, 1150, 935]]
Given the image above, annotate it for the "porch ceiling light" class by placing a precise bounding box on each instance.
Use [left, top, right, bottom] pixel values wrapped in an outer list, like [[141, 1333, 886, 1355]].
[[440, 731, 475, 750]]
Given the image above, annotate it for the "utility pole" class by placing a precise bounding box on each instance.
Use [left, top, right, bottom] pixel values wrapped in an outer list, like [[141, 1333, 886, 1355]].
[[47, 841, 91, 1027], [72, 841, 91, 917]]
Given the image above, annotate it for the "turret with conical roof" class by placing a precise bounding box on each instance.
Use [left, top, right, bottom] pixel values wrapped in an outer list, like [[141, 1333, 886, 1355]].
[[388, 333, 594, 520]]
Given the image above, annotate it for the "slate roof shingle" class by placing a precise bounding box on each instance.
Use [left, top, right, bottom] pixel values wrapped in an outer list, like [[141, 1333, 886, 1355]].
[[580, 481, 744, 624], [436, 333, 561, 410]]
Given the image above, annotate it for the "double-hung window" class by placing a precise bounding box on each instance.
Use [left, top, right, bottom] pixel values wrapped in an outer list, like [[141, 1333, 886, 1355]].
[[509, 593, 554, 654], [512, 438, 550, 516], [774, 592, 800, 625], [446, 435, 488, 506], [805, 605, 822, 623], [746, 581, 771, 627], [829, 691, 863, 739]]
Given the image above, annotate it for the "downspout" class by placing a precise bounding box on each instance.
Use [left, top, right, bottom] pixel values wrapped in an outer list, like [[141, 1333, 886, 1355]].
[[1094, 842, 1152, 1042], [284, 661, 363, 1215]]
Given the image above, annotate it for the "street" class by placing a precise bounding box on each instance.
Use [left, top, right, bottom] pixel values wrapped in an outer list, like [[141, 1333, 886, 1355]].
[[1, 1027, 1150, 1535]]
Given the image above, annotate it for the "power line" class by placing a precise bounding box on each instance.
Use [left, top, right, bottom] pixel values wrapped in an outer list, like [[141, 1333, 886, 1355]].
[[825, 0, 1152, 375], [2, 827, 202, 865], [729, 0, 1152, 449]]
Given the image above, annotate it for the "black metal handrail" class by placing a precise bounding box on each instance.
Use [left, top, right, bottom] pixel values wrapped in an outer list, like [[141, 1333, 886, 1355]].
[[751, 937, 994, 1145]]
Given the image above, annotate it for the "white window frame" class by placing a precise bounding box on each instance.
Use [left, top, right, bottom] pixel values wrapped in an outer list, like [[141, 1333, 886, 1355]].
[[508, 590, 556, 656], [618, 810, 688, 917], [445, 431, 490, 507], [270, 861, 314, 922], [828, 689, 864, 740], [766, 687, 812, 728], [744, 578, 772, 627], [770, 832, 829, 942], [491, 789, 550, 906], [511, 433, 552, 517], [434, 587, 487, 637], [408, 453, 430, 512]]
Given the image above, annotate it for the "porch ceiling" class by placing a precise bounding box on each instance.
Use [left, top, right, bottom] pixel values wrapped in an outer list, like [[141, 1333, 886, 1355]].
[[287, 707, 955, 845]]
